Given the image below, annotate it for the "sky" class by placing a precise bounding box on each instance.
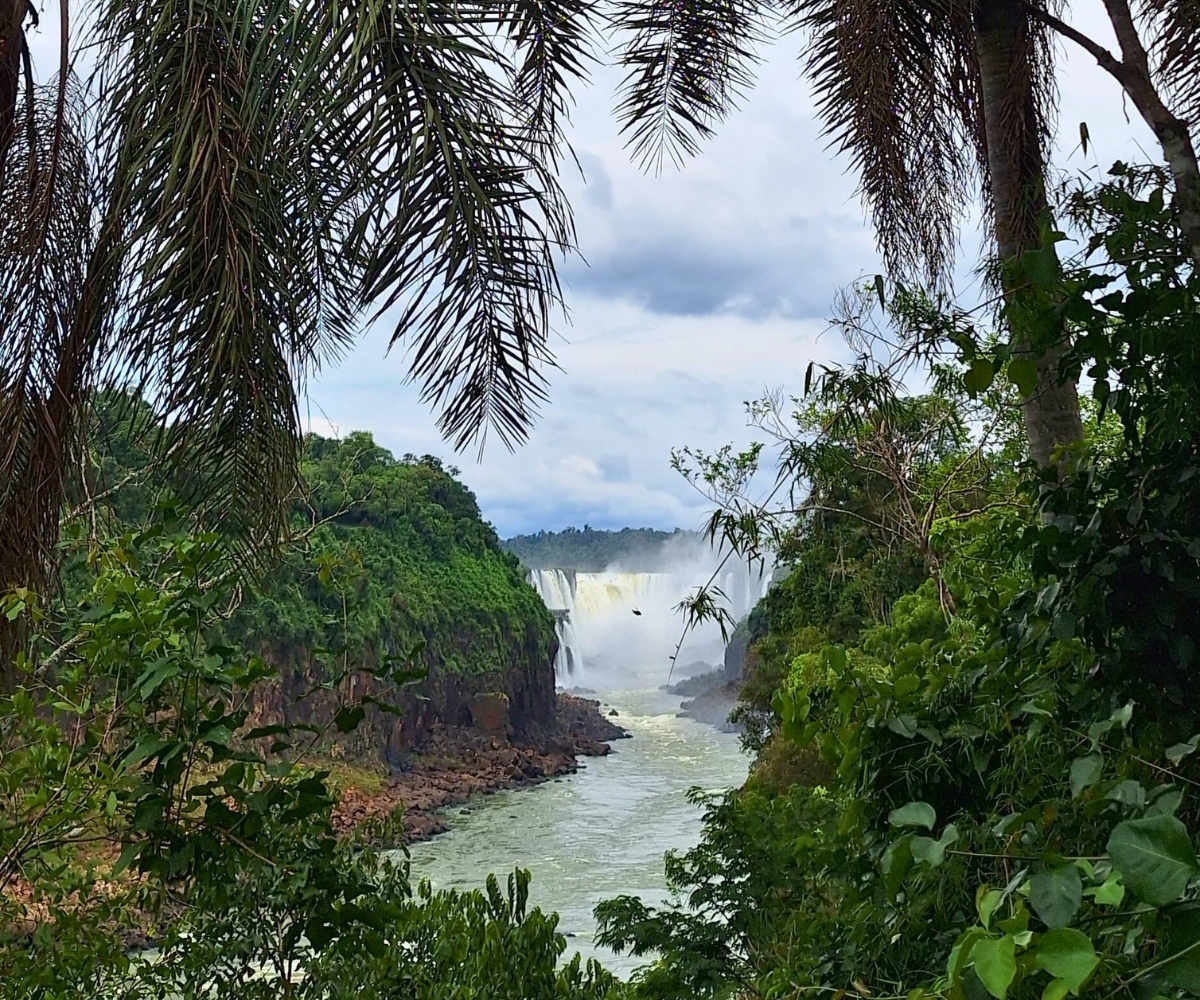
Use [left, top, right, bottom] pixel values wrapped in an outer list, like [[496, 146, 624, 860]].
[[29, 3, 1165, 539]]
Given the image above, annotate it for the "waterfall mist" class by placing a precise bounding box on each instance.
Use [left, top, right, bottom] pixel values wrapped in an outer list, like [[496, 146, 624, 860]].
[[527, 536, 771, 692]]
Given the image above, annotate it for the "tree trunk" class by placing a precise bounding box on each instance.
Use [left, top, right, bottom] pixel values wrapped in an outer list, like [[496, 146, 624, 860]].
[[1101, 0, 1200, 269], [974, 0, 1084, 469], [0, 0, 25, 166]]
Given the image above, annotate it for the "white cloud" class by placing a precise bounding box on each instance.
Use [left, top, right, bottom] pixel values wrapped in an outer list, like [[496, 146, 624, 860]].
[[306, 1, 1165, 537], [20, 1, 1167, 536]]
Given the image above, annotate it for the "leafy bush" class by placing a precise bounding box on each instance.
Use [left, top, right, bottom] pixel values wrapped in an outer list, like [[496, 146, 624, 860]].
[[1, 528, 621, 998]]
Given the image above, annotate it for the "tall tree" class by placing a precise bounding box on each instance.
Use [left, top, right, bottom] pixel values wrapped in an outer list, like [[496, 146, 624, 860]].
[[1024, 0, 1200, 268], [606, 0, 1086, 466], [972, 0, 1083, 467], [0, 0, 595, 680]]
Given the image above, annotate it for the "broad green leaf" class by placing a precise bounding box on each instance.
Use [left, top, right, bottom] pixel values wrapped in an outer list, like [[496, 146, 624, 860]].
[[1111, 702, 1134, 728], [1168, 738, 1200, 766], [993, 812, 1024, 837], [1042, 980, 1070, 1000], [965, 359, 995, 396], [948, 928, 988, 984], [978, 886, 1004, 930], [122, 736, 170, 771], [1108, 814, 1199, 906], [889, 801, 937, 830], [1087, 718, 1113, 747], [1106, 780, 1146, 807], [1035, 929, 1098, 994], [1008, 358, 1039, 397], [973, 935, 1017, 999], [1029, 866, 1083, 929], [1070, 755, 1103, 798], [112, 841, 144, 876], [1149, 788, 1185, 818], [1090, 872, 1125, 907], [912, 824, 959, 867], [999, 902, 1031, 936], [1051, 611, 1077, 640], [135, 661, 181, 699], [333, 705, 366, 734], [1165, 905, 1200, 992]]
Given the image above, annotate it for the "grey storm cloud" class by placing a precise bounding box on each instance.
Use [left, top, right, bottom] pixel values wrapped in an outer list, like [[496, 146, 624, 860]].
[[303, 27, 1153, 538], [564, 206, 875, 320]]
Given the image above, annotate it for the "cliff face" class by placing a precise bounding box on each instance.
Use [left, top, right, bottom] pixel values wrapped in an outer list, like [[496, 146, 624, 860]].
[[232, 433, 561, 763], [247, 625, 559, 764]]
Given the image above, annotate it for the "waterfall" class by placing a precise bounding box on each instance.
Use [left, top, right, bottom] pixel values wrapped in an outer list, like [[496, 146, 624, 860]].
[[527, 563, 772, 687], [528, 569, 582, 676]]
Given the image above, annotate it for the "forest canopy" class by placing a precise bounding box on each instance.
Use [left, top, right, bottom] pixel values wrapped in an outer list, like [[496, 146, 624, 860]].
[[502, 526, 699, 571]]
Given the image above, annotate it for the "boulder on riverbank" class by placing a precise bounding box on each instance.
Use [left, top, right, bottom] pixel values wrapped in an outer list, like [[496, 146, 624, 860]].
[[666, 664, 743, 733], [677, 680, 742, 733]]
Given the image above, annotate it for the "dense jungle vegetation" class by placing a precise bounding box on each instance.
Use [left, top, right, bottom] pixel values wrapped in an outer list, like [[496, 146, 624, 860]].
[[74, 399, 555, 682], [502, 527, 699, 571], [8, 1, 1200, 999], [593, 167, 1200, 1000], [1, 407, 579, 997]]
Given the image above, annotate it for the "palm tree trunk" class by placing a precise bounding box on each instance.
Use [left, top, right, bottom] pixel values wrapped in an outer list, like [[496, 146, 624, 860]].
[[974, 0, 1083, 469]]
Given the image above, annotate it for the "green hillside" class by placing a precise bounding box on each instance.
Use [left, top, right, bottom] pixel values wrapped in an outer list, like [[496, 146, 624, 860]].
[[231, 432, 555, 678]]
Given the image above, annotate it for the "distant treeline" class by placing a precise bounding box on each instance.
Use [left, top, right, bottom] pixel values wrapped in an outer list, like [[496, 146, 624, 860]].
[[501, 526, 698, 571]]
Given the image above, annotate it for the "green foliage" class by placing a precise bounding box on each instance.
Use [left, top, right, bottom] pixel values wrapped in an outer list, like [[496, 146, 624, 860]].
[[231, 431, 556, 681], [1, 529, 621, 998], [502, 526, 699, 571], [596, 165, 1200, 1000], [67, 417, 557, 686]]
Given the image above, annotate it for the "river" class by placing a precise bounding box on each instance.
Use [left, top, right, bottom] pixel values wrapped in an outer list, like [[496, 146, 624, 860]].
[[405, 686, 749, 977]]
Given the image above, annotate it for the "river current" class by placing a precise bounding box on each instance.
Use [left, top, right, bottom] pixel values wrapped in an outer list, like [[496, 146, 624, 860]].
[[405, 686, 749, 977]]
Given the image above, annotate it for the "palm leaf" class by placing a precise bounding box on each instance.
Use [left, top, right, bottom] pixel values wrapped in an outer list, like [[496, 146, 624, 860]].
[[1137, 0, 1200, 127], [790, 0, 985, 283], [92, 0, 363, 554], [608, 0, 769, 171], [0, 73, 100, 588], [331, 1, 575, 454]]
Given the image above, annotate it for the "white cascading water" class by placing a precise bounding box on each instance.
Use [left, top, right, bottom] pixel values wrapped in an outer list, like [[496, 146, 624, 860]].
[[528, 560, 771, 689]]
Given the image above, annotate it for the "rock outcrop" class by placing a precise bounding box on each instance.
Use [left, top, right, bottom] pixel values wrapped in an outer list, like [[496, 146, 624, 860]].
[[331, 693, 630, 844], [245, 623, 560, 766]]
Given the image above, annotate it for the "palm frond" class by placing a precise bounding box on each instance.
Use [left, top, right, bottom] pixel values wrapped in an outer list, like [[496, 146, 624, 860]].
[[608, 0, 770, 171], [1137, 0, 1200, 126], [493, 0, 599, 163], [790, 0, 983, 283], [333, 1, 574, 454], [93, 0, 364, 553], [1, 0, 583, 604], [0, 74, 99, 589]]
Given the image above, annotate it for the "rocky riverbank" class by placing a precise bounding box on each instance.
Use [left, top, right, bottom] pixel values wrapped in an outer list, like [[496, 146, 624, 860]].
[[331, 693, 628, 844], [665, 661, 743, 733]]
